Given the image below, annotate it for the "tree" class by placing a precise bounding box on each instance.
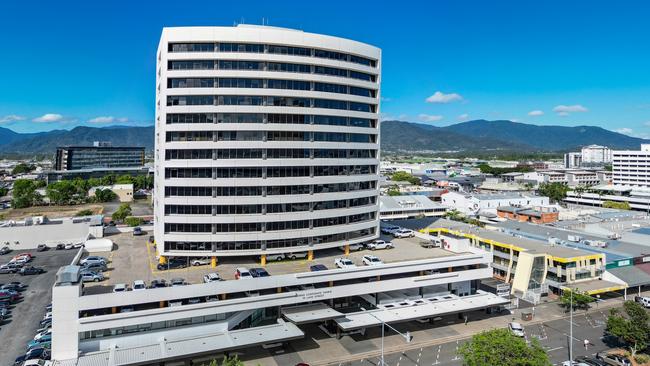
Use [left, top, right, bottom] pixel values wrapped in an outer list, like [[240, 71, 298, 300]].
[[204, 356, 244, 366], [0, 187, 8, 197], [458, 328, 551, 366], [124, 216, 142, 227], [11, 163, 36, 175], [75, 209, 94, 217], [93, 188, 117, 203], [111, 203, 132, 222], [606, 301, 650, 358], [559, 288, 596, 311], [387, 186, 401, 196], [46, 180, 80, 205], [538, 182, 569, 203], [11, 179, 38, 208], [602, 200, 631, 210], [390, 171, 421, 185]]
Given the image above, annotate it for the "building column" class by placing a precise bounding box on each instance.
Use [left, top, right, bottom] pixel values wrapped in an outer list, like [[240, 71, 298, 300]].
[[344, 244, 350, 255], [158, 256, 167, 265], [260, 255, 266, 266], [211, 256, 217, 268], [308, 250, 314, 261]]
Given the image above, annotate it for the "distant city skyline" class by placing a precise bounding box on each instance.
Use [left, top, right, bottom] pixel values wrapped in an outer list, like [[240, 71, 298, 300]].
[[1, 0, 649, 138]]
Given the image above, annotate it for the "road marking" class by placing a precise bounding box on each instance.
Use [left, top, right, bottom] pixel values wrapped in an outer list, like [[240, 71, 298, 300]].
[[546, 346, 564, 352], [433, 345, 441, 365]]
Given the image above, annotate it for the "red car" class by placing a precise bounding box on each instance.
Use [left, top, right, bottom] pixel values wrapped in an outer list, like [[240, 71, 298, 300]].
[[13, 253, 33, 261]]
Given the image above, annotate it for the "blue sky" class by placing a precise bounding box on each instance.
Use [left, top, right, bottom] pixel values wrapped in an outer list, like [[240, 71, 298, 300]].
[[1, 0, 649, 137]]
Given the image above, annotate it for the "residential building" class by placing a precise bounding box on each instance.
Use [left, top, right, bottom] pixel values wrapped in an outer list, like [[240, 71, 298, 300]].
[[612, 144, 650, 188], [564, 152, 582, 169], [441, 191, 549, 215], [54, 143, 145, 171], [581, 144, 612, 165], [565, 170, 599, 187], [154, 25, 381, 262]]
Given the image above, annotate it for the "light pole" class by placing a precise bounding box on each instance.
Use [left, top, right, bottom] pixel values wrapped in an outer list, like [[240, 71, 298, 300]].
[[362, 310, 413, 366], [569, 290, 573, 362]]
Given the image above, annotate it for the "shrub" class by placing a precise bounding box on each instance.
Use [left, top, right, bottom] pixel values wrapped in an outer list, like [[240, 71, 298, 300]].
[[75, 209, 94, 217], [124, 216, 142, 227], [634, 354, 650, 364]]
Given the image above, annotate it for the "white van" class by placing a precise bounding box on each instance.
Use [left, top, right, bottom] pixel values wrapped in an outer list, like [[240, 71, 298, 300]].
[[635, 296, 650, 308]]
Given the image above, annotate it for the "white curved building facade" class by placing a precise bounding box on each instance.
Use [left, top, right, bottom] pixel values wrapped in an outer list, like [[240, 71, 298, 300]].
[[154, 25, 381, 259]]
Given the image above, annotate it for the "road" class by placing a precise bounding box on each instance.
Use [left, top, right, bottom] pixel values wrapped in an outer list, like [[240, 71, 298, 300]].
[[0, 249, 76, 366], [332, 310, 616, 366]]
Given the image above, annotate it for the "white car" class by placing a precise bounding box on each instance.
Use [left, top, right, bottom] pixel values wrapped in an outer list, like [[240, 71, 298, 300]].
[[266, 253, 285, 261], [367, 240, 394, 250], [132, 280, 146, 291], [508, 322, 525, 337], [64, 243, 74, 250], [33, 328, 52, 340], [203, 272, 222, 283], [362, 255, 383, 266], [338, 243, 364, 252], [393, 229, 415, 238], [113, 283, 128, 293], [380, 225, 400, 234], [23, 360, 53, 366], [334, 258, 356, 269], [285, 252, 308, 260], [191, 257, 211, 266]]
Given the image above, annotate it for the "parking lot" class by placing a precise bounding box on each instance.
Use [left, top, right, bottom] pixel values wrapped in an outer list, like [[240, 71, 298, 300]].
[[83, 230, 453, 293], [0, 248, 77, 366]]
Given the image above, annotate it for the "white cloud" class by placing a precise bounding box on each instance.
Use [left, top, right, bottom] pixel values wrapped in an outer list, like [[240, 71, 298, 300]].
[[552, 104, 588, 116], [0, 114, 26, 124], [425, 91, 463, 104], [528, 110, 544, 116], [88, 116, 115, 124], [33, 113, 64, 123], [117, 117, 129, 123], [457, 113, 470, 121], [511, 118, 521, 123], [418, 114, 444, 122], [614, 128, 634, 135]]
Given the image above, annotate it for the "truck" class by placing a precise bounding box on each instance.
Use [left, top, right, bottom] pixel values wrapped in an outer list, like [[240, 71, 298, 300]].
[[567, 235, 582, 242], [585, 239, 607, 248]]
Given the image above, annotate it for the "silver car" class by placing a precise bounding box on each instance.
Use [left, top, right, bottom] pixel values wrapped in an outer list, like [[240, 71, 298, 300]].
[[80, 272, 104, 282]]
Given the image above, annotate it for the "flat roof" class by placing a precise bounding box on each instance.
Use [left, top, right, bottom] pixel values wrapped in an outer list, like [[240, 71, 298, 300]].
[[607, 264, 650, 287], [380, 195, 443, 212], [563, 279, 625, 295], [281, 303, 344, 324], [335, 291, 508, 330]]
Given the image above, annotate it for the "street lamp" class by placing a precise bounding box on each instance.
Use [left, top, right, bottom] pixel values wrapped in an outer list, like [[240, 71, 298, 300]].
[[362, 309, 413, 366]]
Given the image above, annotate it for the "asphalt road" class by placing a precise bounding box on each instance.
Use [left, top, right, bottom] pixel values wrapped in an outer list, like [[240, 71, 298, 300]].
[[0, 249, 77, 366], [334, 310, 618, 366]]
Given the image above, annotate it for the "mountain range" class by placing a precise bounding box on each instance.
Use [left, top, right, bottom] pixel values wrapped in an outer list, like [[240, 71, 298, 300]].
[[0, 119, 647, 156]]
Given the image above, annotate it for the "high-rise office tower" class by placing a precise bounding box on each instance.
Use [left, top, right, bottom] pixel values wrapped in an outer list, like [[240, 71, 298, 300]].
[[154, 25, 381, 261]]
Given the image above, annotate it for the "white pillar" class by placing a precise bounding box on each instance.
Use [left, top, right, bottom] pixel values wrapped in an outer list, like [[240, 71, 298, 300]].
[[52, 282, 82, 361]]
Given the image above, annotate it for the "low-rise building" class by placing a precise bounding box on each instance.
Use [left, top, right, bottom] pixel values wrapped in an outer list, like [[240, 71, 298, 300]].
[[496, 206, 559, 224], [441, 191, 549, 215], [379, 195, 446, 220], [88, 184, 134, 202], [565, 170, 600, 187]]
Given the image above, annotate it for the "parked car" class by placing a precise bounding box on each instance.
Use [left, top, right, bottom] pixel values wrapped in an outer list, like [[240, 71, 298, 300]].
[[380, 225, 400, 234], [27, 335, 51, 348], [36, 244, 48, 252], [0, 290, 20, 302], [170, 278, 186, 287], [203, 272, 222, 283], [362, 255, 383, 266], [574, 356, 608, 366], [20, 266, 45, 275], [113, 283, 128, 293], [634, 295, 650, 308], [14, 348, 51, 365], [55, 244, 65, 250], [80, 272, 104, 282], [338, 243, 364, 252], [80, 262, 107, 273], [132, 227, 143, 236], [285, 252, 308, 260], [235, 267, 252, 280], [334, 258, 356, 269], [265, 253, 285, 261], [249, 268, 270, 278], [0, 263, 22, 274], [12, 253, 33, 261], [309, 264, 328, 271], [79, 256, 107, 266], [132, 280, 146, 291], [5, 282, 27, 291], [190, 257, 211, 266], [64, 243, 74, 250], [33, 329, 52, 341], [508, 322, 525, 337], [367, 240, 394, 250], [0, 246, 11, 255], [157, 258, 187, 270], [393, 229, 415, 238], [595, 353, 631, 366], [149, 279, 167, 288]]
